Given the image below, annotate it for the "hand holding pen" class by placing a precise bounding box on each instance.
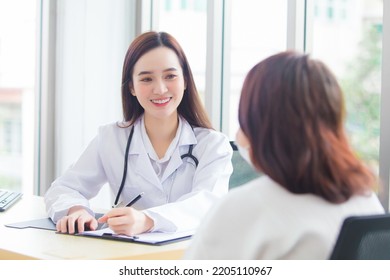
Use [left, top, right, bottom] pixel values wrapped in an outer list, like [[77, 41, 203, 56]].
[[98, 192, 144, 228], [97, 192, 154, 236]]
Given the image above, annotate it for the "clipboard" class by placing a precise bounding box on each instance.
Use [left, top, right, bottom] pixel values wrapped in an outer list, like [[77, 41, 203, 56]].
[[5, 217, 57, 231], [5, 216, 193, 246], [5, 213, 104, 231], [76, 228, 194, 246]]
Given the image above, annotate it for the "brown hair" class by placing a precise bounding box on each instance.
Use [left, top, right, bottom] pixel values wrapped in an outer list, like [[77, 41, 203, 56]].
[[121, 31, 212, 129], [238, 51, 376, 203]]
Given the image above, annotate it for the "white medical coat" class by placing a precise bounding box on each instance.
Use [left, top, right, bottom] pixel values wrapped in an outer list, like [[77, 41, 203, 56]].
[[44, 116, 233, 232]]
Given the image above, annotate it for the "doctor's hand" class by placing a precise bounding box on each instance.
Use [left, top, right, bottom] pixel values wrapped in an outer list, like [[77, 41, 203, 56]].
[[56, 206, 98, 234], [97, 207, 154, 236]]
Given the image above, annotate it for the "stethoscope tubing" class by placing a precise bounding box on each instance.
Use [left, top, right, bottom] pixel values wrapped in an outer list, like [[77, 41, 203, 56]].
[[114, 125, 198, 206]]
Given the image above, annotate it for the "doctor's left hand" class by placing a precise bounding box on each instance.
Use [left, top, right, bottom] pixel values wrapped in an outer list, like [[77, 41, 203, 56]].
[[56, 206, 98, 234], [98, 207, 154, 236]]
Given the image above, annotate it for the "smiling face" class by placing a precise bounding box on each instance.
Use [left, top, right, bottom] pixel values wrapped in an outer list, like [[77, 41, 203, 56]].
[[131, 46, 186, 123]]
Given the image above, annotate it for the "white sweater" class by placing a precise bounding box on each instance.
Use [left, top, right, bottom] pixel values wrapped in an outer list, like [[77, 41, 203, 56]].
[[184, 175, 384, 259]]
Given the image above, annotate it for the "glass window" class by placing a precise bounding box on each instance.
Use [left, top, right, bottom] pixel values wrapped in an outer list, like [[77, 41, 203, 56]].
[[0, 0, 37, 192], [155, 0, 207, 102], [309, 0, 383, 174], [224, 0, 288, 139]]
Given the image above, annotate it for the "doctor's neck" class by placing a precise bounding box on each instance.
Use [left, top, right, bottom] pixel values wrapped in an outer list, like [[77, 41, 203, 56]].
[[144, 114, 179, 154]]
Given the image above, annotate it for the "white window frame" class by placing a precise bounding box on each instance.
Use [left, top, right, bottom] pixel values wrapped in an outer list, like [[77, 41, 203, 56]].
[[35, 0, 56, 195]]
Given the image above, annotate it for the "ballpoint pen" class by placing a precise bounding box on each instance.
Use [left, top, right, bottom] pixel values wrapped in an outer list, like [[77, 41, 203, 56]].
[[124, 192, 144, 207]]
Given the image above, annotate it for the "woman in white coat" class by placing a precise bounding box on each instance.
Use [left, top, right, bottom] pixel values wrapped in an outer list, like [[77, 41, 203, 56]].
[[45, 31, 233, 236]]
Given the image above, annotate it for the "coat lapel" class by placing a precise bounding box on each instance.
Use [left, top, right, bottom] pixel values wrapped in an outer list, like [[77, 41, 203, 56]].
[[129, 120, 161, 188], [160, 119, 198, 183]]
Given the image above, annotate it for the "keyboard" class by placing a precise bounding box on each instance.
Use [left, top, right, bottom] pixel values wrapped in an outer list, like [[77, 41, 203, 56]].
[[0, 189, 23, 212]]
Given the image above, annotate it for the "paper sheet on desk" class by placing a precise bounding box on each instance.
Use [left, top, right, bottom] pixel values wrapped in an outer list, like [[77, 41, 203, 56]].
[[5, 213, 105, 231], [78, 227, 194, 245]]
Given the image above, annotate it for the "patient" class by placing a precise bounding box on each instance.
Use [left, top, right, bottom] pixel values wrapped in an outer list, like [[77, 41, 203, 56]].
[[185, 51, 385, 259]]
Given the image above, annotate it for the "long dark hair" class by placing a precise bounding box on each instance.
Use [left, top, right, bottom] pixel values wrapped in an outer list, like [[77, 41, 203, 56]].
[[238, 51, 377, 203], [121, 31, 212, 129]]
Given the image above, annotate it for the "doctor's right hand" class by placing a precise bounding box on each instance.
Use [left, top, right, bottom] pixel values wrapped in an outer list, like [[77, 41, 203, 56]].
[[56, 205, 98, 234], [97, 207, 154, 236]]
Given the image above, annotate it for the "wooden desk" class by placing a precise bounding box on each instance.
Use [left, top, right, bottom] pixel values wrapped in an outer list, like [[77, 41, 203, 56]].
[[0, 195, 190, 260]]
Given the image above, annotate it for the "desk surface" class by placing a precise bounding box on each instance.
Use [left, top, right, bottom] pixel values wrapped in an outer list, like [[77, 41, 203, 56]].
[[0, 195, 190, 260]]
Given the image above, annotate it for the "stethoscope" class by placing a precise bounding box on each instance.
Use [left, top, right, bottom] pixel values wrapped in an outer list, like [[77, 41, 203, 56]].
[[114, 125, 199, 206]]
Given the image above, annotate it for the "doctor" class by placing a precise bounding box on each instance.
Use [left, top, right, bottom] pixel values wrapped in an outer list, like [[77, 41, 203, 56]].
[[44, 31, 233, 236]]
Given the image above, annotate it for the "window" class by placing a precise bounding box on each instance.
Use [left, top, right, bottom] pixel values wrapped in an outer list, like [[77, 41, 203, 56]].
[[149, 0, 389, 209], [224, 0, 288, 138], [155, 0, 208, 102], [308, 0, 383, 175], [0, 0, 37, 193]]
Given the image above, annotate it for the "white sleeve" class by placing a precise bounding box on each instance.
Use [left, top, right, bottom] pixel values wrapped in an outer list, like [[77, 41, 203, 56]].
[[44, 135, 107, 223]]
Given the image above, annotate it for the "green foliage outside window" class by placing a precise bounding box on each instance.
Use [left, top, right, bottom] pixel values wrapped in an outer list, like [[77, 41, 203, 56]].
[[341, 24, 382, 171]]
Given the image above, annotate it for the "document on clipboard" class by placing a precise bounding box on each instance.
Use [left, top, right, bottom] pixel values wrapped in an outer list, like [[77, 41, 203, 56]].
[[76, 227, 194, 245], [6, 215, 193, 245]]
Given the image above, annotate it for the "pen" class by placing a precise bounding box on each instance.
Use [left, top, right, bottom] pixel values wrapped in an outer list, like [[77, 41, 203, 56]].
[[125, 192, 144, 207], [103, 232, 139, 239], [112, 192, 145, 208]]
